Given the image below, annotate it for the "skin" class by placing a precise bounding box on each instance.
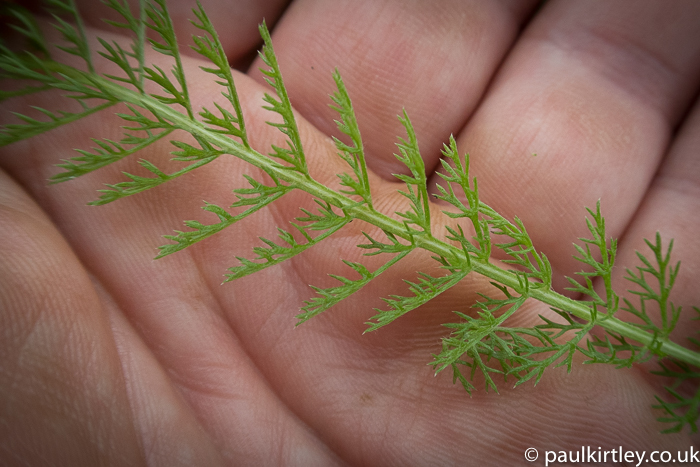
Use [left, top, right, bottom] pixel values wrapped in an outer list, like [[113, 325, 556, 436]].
[[1, 0, 700, 465]]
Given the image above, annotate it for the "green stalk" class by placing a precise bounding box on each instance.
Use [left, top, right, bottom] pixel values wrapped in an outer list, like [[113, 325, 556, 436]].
[[50, 61, 700, 370]]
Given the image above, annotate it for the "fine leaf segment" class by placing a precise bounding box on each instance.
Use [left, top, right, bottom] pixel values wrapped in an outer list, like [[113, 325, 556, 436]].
[[1, 0, 699, 433]]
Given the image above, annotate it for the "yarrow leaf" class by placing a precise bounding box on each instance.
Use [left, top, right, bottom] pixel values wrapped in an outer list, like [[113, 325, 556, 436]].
[[330, 70, 372, 208], [51, 130, 173, 183], [88, 137, 222, 205], [46, 0, 94, 73], [257, 21, 307, 174], [190, 2, 248, 146], [225, 200, 349, 281], [298, 252, 410, 325], [366, 261, 470, 333], [1, 0, 699, 435], [393, 111, 431, 236]]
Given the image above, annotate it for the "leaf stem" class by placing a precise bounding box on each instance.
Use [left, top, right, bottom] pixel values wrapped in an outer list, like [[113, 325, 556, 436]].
[[45, 60, 700, 371]]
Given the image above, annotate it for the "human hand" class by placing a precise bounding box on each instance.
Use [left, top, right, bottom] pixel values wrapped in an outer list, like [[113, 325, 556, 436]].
[[1, 0, 699, 465]]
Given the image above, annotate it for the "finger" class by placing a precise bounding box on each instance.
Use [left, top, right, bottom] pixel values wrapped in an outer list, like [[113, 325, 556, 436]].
[[0, 170, 145, 465], [245, 285, 694, 464], [608, 95, 700, 446], [428, 0, 700, 290], [0, 17, 354, 464], [249, 0, 540, 179], [612, 96, 700, 345], [0, 66, 350, 467]]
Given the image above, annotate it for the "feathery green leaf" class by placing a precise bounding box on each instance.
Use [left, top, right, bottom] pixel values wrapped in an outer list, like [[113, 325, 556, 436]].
[[257, 22, 308, 174], [1, 0, 699, 434]]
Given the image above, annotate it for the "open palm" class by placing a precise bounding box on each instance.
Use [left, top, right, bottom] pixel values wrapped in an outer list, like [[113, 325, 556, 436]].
[[2, 0, 700, 465]]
